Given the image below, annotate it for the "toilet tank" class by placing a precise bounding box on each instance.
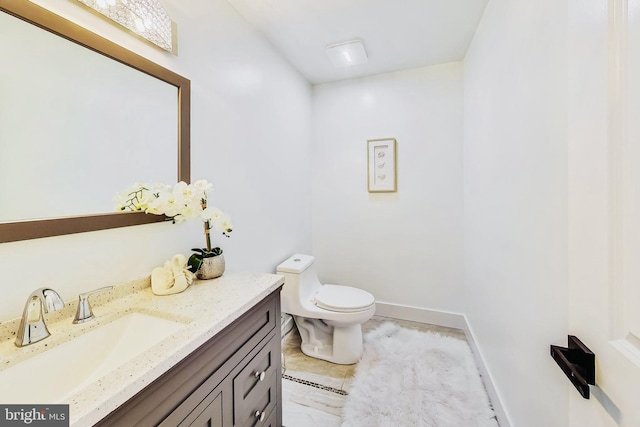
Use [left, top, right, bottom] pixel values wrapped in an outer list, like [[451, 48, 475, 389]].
[[276, 254, 315, 274], [276, 254, 322, 314]]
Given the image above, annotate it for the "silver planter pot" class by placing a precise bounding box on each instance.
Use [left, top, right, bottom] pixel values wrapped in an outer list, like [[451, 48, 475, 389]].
[[195, 254, 225, 280]]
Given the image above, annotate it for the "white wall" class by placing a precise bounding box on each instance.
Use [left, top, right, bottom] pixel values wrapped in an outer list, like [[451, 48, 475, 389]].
[[463, 0, 569, 425], [0, 0, 312, 320], [311, 63, 464, 313]]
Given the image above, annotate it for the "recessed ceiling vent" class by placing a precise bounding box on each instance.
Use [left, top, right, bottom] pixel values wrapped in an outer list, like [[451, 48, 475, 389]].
[[325, 40, 368, 68]]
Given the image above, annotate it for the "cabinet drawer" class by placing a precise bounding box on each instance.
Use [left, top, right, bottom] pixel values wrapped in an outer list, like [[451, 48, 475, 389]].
[[234, 371, 277, 427], [234, 335, 279, 427], [177, 390, 223, 427], [259, 405, 277, 427], [159, 373, 230, 427]]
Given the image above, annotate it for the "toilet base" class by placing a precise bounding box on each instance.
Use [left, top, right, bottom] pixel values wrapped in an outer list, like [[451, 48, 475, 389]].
[[293, 316, 364, 365]]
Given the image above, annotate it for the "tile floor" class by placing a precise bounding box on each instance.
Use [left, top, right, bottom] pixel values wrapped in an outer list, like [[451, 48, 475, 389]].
[[281, 315, 467, 426]]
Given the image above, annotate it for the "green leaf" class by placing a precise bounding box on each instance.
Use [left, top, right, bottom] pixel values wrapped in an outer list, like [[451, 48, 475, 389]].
[[188, 253, 203, 273], [192, 247, 223, 258]]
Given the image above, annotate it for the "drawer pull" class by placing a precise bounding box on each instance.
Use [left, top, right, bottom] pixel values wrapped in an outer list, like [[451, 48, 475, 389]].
[[254, 370, 266, 381], [254, 410, 266, 422]]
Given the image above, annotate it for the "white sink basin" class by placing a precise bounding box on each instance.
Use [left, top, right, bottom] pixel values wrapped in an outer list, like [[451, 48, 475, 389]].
[[0, 312, 184, 404]]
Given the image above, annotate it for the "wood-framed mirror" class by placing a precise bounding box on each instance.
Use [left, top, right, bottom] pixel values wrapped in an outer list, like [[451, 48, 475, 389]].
[[0, 0, 190, 243]]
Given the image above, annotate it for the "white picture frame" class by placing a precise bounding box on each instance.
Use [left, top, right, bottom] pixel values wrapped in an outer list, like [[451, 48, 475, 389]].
[[367, 138, 397, 192]]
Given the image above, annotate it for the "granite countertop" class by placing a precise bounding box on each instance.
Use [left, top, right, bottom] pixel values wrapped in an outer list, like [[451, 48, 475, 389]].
[[0, 271, 284, 426]]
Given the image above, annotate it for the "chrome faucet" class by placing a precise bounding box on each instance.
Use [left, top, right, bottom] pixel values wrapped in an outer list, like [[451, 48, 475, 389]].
[[15, 288, 65, 347], [73, 286, 114, 324]]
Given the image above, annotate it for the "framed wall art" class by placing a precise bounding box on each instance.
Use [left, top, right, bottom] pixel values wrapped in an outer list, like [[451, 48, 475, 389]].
[[367, 138, 397, 192]]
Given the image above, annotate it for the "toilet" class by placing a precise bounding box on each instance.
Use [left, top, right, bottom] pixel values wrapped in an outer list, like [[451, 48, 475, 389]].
[[276, 254, 375, 365]]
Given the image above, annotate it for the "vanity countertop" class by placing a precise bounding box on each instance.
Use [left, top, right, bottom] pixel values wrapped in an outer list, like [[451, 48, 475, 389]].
[[0, 271, 284, 427]]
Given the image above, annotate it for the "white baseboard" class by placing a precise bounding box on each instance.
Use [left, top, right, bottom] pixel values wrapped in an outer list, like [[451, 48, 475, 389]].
[[374, 301, 512, 427], [462, 319, 512, 427], [374, 301, 467, 329]]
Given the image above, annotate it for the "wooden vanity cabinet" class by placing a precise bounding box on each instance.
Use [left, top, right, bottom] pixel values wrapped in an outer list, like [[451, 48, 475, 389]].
[[95, 288, 282, 427]]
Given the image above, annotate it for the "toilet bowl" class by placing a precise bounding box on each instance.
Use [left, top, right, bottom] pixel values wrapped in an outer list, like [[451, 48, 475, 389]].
[[276, 254, 375, 364]]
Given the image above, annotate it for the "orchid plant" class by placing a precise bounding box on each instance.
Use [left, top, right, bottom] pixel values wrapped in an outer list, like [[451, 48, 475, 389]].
[[116, 179, 232, 272]]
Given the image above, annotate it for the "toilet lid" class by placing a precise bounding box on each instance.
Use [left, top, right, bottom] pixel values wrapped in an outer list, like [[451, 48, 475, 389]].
[[313, 285, 375, 313]]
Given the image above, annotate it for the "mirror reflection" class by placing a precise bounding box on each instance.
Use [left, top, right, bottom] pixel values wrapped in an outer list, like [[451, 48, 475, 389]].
[[0, 10, 178, 222]]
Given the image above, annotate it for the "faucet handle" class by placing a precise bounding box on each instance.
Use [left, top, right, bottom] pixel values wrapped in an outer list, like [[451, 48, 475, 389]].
[[73, 285, 114, 324]]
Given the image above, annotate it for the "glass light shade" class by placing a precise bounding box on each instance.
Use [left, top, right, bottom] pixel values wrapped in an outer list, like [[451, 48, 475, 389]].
[[76, 0, 173, 52]]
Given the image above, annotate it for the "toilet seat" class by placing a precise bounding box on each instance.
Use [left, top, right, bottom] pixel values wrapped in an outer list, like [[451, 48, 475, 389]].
[[313, 285, 375, 313]]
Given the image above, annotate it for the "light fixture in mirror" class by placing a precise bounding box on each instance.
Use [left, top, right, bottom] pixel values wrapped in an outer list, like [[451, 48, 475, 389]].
[[76, 0, 173, 52]]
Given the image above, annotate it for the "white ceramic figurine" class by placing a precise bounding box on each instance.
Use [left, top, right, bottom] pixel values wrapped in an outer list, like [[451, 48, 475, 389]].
[[151, 254, 195, 296]]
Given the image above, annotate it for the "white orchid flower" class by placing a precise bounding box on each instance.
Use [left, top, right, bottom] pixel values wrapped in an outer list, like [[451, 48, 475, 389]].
[[193, 179, 213, 193], [145, 188, 171, 215], [117, 180, 233, 254], [209, 212, 233, 235], [115, 183, 150, 211], [202, 206, 223, 222]]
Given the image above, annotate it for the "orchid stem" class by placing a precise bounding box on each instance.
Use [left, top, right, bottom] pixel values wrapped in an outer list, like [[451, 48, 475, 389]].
[[204, 222, 212, 252], [202, 199, 212, 251]]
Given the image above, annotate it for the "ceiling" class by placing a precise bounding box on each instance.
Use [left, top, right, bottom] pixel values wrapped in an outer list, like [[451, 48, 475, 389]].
[[226, 0, 489, 84]]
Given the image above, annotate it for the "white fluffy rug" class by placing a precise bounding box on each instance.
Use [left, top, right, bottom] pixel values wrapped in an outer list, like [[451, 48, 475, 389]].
[[341, 323, 498, 427]]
